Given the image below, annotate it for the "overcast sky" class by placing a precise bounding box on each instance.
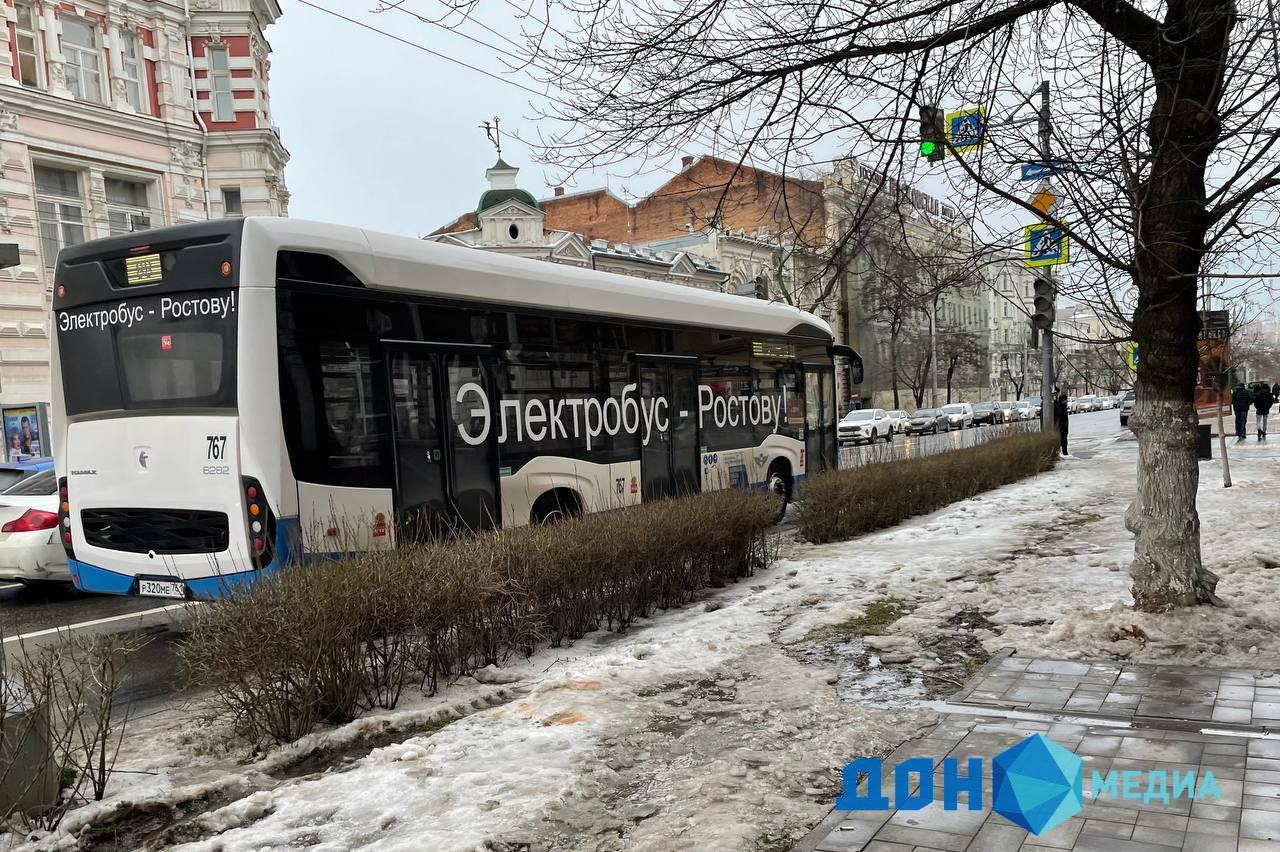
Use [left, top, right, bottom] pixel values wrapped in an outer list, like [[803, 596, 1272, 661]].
[[270, 0, 663, 237]]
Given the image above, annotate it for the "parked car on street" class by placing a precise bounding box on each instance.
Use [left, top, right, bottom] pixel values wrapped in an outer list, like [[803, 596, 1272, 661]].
[[0, 469, 69, 585], [885, 410, 909, 434], [942, 403, 974, 429], [838, 408, 894, 445], [972, 402, 1005, 426], [998, 401, 1021, 421], [1071, 394, 1099, 412], [1119, 390, 1136, 427], [0, 457, 54, 492], [1016, 400, 1037, 420], [905, 408, 950, 435], [1025, 397, 1043, 417], [1098, 395, 1119, 410]]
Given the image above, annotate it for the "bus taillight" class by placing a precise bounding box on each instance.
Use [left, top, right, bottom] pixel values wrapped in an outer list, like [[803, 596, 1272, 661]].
[[241, 476, 274, 569], [57, 477, 75, 558]]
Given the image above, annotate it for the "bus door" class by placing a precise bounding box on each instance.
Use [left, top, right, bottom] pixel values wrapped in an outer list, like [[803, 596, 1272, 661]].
[[385, 342, 500, 541], [803, 366, 837, 473], [637, 355, 701, 501]]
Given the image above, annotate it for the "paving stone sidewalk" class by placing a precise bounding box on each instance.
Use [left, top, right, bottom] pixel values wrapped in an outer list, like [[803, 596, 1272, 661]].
[[796, 655, 1280, 852]]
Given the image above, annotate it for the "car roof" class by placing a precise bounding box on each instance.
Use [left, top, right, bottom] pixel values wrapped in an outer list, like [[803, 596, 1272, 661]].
[[0, 456, 53, 472]]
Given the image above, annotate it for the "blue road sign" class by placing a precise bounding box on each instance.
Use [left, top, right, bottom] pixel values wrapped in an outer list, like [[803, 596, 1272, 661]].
[[947, 107, 985, 152], [1024, 223, 1069, 267], [1020, 161, 1067, 181]]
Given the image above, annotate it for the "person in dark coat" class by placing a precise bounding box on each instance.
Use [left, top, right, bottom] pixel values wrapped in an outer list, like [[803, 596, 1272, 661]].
[[1054, 392, 1069, 456], [1232, 384, 1252, 440], [1256, 386, 1275, 440]]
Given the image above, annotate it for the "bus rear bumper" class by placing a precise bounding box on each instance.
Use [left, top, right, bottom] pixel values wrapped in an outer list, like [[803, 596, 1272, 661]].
[[69, 558, 262, 601]]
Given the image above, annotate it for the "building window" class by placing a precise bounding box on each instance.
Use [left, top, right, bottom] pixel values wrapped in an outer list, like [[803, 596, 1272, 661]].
[[208, 45, 234, 121], [15, 3, 42, 88], [105, 176, 152, 235], [62, 16, 104, 104], [35, 165, 86, 268], [222, 187, 242, 216], [120, 30, 146, 112]]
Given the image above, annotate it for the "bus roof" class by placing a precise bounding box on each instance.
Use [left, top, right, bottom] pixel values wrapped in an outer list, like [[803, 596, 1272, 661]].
[[237, 218, 834, 343]]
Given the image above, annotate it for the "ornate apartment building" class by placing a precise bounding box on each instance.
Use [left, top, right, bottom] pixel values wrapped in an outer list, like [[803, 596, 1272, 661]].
[[0, 0, 289, 405]]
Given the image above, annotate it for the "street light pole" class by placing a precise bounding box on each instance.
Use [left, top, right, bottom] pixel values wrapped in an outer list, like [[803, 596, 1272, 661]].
[[929, 293, 940, 407], [1037, 80, 1056, 431]]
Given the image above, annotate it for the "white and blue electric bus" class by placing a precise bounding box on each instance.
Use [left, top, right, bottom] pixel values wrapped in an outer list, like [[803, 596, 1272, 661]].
[[50, 218, 856, 600]]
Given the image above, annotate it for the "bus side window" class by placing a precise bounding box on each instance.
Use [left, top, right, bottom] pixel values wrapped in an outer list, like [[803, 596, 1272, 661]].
[[279, 336, 391, 488], [318, 342, 391, 486], [515, 315, 554, 348]]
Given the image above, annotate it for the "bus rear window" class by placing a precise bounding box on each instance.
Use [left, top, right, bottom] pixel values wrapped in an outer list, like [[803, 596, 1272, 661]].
[[57, 290, 238, 415]]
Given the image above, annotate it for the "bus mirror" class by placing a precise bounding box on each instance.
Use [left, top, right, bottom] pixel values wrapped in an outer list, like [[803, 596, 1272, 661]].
[[829, 345, 865, 385]]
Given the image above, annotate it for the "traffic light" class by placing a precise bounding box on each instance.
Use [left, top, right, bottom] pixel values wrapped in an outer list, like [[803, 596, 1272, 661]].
[[918, 105, 945, 162], [1031, 274, 1055, 329]]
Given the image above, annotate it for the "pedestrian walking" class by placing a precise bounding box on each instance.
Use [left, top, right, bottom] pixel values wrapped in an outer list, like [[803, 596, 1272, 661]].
[[1232, 383, 1252, 441], [1256, 385, 1274, 440], [1054, 392, 1069, 456]]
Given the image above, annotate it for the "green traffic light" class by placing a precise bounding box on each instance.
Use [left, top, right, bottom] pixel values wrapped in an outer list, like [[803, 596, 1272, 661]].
[[920, 141, 937, 157]]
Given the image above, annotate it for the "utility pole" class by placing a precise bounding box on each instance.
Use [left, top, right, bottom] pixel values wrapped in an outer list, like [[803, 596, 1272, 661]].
[[1037, 81, 1056, 432], [929, 292, 940, 407]]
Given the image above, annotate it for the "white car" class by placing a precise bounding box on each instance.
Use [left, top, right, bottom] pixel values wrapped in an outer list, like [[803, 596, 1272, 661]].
[[998, 401, 1021, 421], [0, 469, 70, 585], [1015, 400, 1036, 420], [1119, 390, 1136, 426], [838, 408, 894, 444], [941, 403, 974, 429], [885, 410, 909, 434]]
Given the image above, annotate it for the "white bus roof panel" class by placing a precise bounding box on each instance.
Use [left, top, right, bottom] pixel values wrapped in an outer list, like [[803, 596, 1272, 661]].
[[241, 217, 833, 343]]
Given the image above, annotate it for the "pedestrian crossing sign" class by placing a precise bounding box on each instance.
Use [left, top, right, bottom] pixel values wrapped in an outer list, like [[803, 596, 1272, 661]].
[[1024, 223, 1069, 267], [947, 107, 986, 152]]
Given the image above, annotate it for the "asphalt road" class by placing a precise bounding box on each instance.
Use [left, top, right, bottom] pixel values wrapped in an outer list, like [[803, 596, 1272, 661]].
[[0, 409, 1130, 708]]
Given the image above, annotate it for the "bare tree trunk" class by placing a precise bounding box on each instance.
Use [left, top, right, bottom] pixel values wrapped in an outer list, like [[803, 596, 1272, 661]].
[[1122, 3, 1231, 611]]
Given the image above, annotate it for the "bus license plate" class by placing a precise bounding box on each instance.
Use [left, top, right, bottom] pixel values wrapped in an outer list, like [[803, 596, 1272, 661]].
[[138, 579, 186, 599]]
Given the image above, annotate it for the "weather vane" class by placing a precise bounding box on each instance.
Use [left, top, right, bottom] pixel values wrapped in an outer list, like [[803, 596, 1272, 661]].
[[480, 116, 502, 157]]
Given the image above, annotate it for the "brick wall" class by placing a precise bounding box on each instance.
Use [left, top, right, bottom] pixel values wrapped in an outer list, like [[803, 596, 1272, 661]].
[[541, 190, 634, 243], [632, 157, 826, 245], [430, 156, 826, 246]]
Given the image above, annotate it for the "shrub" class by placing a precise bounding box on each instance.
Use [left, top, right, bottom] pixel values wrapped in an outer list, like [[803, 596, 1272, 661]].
[[794, 430, 1060, 544], [2, 632, 141, 832], [183, 487, 777, 746]]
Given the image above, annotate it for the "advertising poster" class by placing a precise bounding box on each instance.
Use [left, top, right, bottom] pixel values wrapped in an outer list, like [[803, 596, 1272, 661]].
[[3, 406, 43, 462]]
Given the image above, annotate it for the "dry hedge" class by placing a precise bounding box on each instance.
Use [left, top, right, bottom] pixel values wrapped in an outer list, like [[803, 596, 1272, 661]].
[[182, 488, 777, 746], [793, 431, 1061, 544]]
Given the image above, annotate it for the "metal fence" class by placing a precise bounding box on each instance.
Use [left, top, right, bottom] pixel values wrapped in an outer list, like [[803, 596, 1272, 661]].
[[836, 418, 1042, 470]]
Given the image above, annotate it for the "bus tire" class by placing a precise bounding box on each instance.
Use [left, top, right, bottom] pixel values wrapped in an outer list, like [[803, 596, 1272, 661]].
[[531, 488, 583, 525], [766, 461, 792, 522]]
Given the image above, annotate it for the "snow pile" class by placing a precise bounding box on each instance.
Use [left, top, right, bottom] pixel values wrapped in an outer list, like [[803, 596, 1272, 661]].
[[998, 450, 1280, 666], [169, 715, 594, 852]]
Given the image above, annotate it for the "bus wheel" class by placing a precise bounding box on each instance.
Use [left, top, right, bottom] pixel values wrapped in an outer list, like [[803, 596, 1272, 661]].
[[531, 488, 583, 525], [766, 463, 792, 522]]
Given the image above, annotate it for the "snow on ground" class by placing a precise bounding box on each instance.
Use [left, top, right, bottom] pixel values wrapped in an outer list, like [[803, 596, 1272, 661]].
[[18, 412, 1280, 851]]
